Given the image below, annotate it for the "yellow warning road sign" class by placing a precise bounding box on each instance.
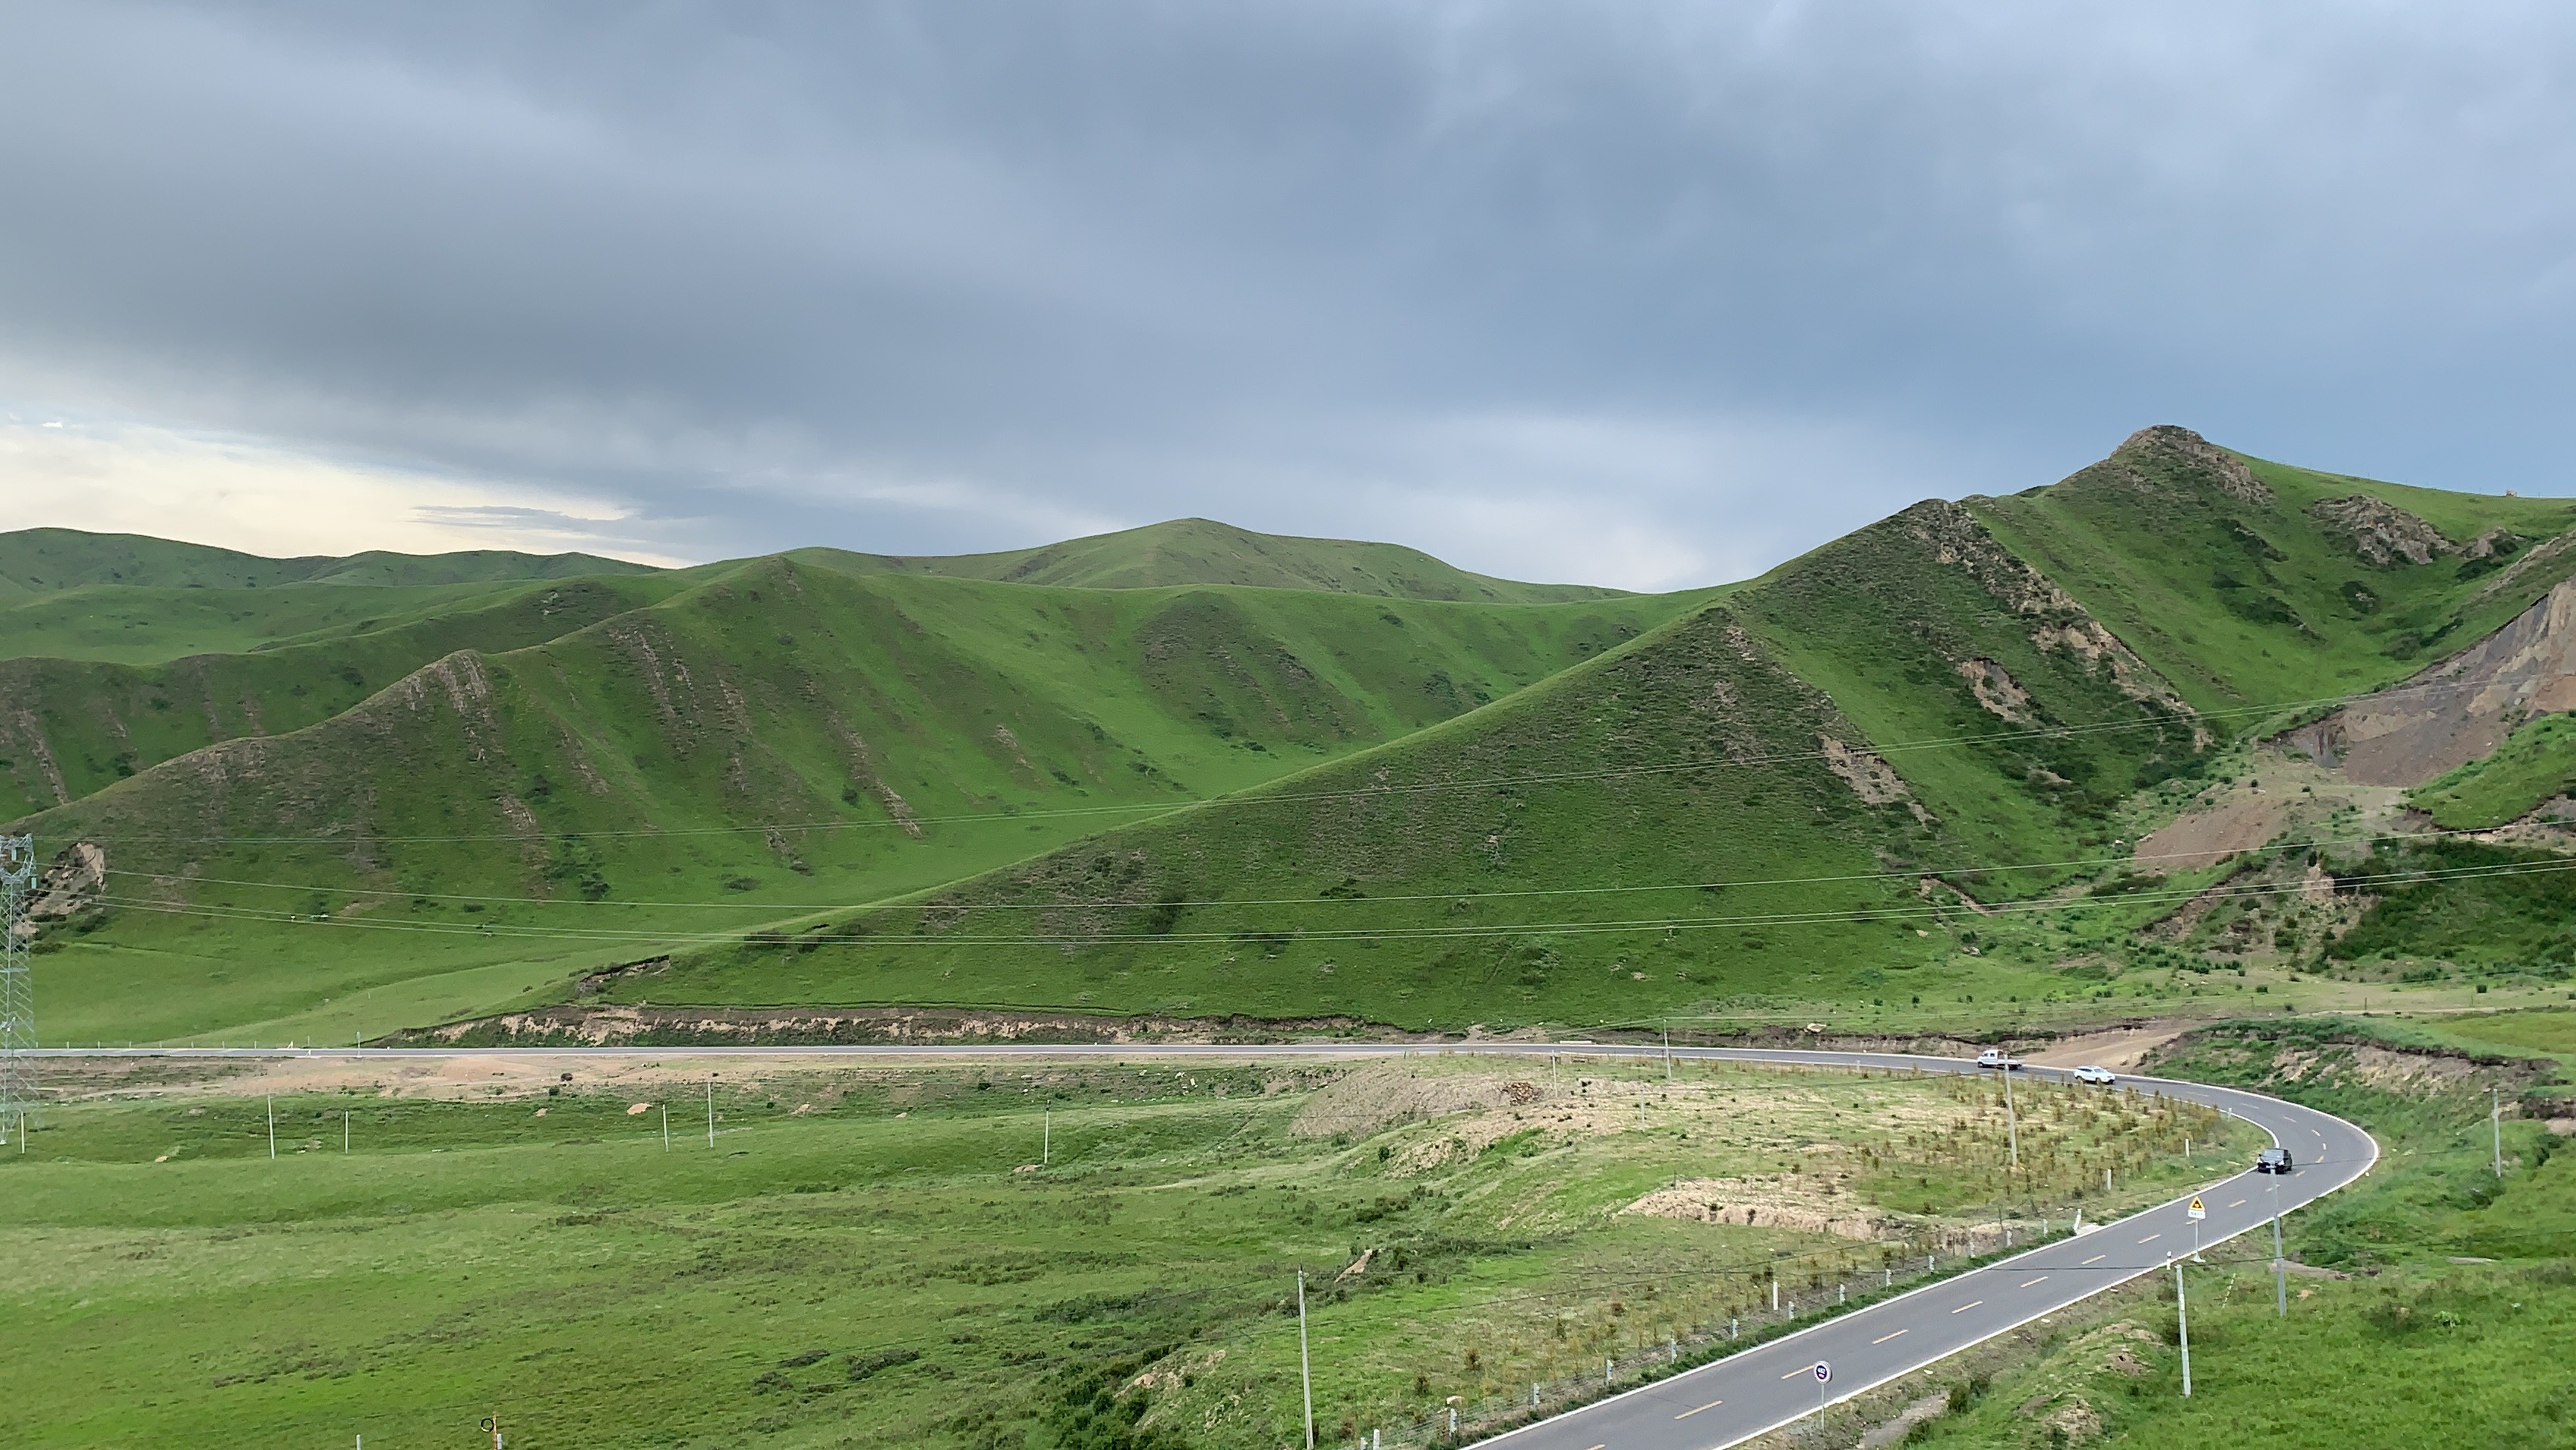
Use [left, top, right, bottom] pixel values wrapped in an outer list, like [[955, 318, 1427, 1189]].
[[2186, 1197, 2207, 1220]]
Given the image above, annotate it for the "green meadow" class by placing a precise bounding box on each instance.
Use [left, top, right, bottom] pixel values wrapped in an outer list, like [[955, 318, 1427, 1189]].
[[0, 1056, 2242, 1449]]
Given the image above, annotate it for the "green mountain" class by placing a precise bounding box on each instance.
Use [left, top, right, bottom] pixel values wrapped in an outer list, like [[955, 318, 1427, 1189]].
[[790, 517, 1630, 602], [0, 526, 655, 598], [5, 554, 1684, 1043], [12, 431, 2576, 1044]]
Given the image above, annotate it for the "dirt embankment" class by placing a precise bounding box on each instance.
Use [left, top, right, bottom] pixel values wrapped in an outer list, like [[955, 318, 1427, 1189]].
[[2144, 1022, 2555, 1106], [379, 1003, 1469, 1049], [2285, 577, 2576, 788]]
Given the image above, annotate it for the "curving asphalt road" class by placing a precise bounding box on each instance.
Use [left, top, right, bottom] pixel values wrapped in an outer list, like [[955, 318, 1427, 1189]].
[[38, 1039, 2376, 1448]]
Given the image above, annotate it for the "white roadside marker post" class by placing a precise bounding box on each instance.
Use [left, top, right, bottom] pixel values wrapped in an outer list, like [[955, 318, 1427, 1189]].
[[2174, 1257, 2192, 1397], [1297, 1272, 1315, 1450], [2272, 1177, 2288, 1318]]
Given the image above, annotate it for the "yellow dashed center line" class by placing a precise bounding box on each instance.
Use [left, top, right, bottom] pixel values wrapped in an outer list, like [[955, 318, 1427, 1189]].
[[1782, 1367, 1810, 1380], [1674, 1399, 1724, 1420], [2138, 1233, 2160, 1244], [2227, 1199, 2246, 1208], [2020, 1276, 2049, 1288], [1952, 1300, 1983, 1314], [1872, 1329, 1908, 1344], [2082, 1254, 2106, 1266]]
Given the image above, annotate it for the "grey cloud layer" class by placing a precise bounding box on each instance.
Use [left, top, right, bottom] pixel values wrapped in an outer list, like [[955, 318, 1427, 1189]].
[[4, 2, 2572, 585]]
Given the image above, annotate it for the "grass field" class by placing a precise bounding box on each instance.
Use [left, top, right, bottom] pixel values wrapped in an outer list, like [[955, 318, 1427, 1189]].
[[0, 1054, 2245, 1449]]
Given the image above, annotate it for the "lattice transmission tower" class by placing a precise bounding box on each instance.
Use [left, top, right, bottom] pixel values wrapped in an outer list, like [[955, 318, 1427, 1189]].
[[0, 835, 35, 1149]]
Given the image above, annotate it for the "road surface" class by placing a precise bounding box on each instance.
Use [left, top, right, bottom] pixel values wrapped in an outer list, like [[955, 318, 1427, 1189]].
[[39, 1039, 2375, 1449]]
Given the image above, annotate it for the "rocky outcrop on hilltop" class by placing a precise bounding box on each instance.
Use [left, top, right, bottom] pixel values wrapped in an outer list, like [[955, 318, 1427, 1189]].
[[2309, 495, 2457, 567]]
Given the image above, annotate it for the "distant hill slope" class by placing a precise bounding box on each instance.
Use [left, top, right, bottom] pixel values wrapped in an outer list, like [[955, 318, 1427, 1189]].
[[8, 563, 1687, 1043], [0, 574, 692, 813], [791, 518, 1630, 602], [624, 597, 1965, 1027], [0, 527, 658, 597]]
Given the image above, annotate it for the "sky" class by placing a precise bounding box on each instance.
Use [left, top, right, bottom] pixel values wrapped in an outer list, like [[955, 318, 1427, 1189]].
[[6, 2, 2576, 590]]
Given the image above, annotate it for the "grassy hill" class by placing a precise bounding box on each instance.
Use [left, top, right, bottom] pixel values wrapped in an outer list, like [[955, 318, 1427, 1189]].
[[791, 517, 1630, 602], [624, 597, 2041, 1027], [0, 526, 655, 599], [0, 575, 693, 813], [1969, 427, 2576, 714], [9, 560, 1687, 1043], [14, 431, 2576, 1043]]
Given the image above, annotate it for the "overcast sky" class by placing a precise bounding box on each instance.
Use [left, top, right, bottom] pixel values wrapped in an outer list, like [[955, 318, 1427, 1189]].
[[6, 2, 2576, 588]]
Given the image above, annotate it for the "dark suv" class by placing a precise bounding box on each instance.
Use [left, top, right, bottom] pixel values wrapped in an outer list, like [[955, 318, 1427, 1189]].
[[2255, 1147, 2294, 1174]]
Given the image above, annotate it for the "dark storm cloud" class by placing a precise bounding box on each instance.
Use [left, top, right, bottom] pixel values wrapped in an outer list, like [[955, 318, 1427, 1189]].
[[5, 2, 2576, 585]]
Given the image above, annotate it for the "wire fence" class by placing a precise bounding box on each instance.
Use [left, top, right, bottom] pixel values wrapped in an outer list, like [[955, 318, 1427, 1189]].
[[1342, 1208, 2109, 1450]]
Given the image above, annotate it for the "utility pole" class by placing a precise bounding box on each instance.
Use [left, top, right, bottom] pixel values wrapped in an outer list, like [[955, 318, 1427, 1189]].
[[2001, 1062, 2017, 1171], [479, 1412, 504, 1449], [267, 1094, 276, 1160], [0, 835, 36, 1152], [1043, 1108, 1050, 1167], [706, 1078, 716, 1148], [1662, 1022, 1672, 1082], [662, 1106, 670, 1150], [1296, 1271, 1315, 1450], [343, 1110, 350, 1155], [2493, 1087, 2504, 1180], [2174, 1257, 2192, 1397]]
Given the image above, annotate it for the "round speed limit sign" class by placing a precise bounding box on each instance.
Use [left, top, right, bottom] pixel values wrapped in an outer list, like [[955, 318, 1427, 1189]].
[[1813, 1361, 1832, 1384]]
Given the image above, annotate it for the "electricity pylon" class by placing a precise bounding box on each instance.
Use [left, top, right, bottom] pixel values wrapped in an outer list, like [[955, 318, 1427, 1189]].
[[0, 835, 36, 1149]]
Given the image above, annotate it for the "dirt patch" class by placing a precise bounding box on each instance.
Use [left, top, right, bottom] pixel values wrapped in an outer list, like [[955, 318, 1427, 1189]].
[[1620, 1175, 1895, 1241], [1820, 736, 1923, 821], [1857, 1393, 1949, 1449], [1290, 1062, 1534, 1139], [2134, 792, 2291, 872], [23, 840, 105, 924], [2285, 577, 2576, 787], [1956, 658, 2033, 723], [2023, 1023, 2192, 1072]]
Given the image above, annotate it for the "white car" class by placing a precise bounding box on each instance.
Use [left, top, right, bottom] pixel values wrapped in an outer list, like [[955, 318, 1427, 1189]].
[[1975, 1048, 2024, 1070], [2072, 1064, 2117, 1086]]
